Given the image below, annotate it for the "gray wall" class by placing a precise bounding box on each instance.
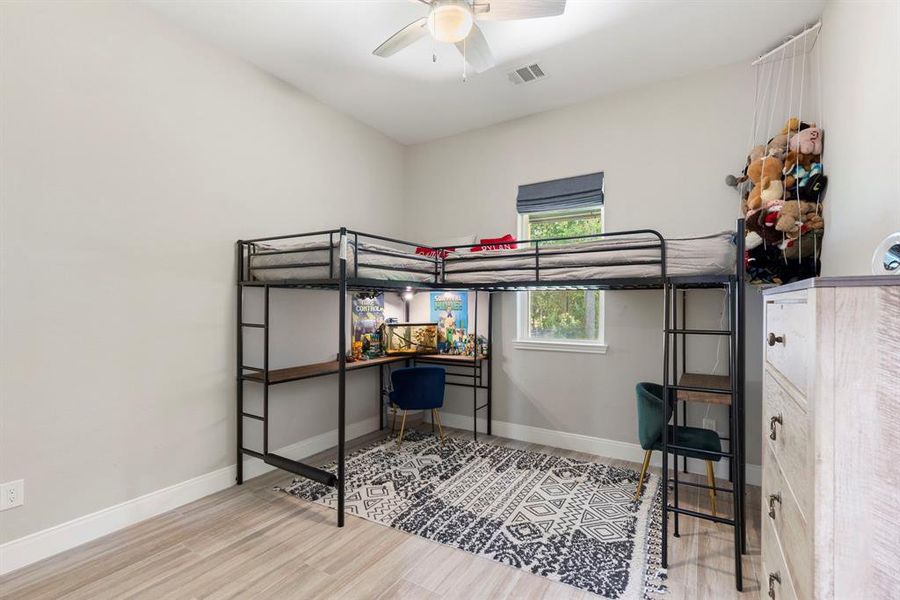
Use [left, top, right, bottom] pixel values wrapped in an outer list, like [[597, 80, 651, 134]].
[[818, 0, 900, 275], [0, 2, 405, 543], [403, 62, 767, 468]]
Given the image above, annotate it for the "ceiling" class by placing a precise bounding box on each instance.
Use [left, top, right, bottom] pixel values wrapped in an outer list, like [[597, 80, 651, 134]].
[[146, 0, 824, 145]]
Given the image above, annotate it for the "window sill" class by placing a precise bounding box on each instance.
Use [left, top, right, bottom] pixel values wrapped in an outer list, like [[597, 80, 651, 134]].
[[511, 339, 608, 354]]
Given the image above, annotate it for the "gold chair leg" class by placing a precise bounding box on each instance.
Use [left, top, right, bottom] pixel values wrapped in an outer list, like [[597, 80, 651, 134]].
[[433, 409, 445, 445], [390, 405, 397, 435], [397, 410, 408, 448], [706, 460, 718, 517], [635, 449, 652, 500]]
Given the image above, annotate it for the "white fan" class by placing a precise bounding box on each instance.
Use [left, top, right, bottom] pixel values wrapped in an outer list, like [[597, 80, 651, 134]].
[[372, 0, 566, 73]]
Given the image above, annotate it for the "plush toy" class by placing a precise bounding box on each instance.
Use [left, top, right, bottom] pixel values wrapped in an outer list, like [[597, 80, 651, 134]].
[[745, 206, 784, 245], [798, 163, 827, 200], [775, 201, 824, 236], [784, 161, 828, 200], [725, 173, 748, 188], [746, 155, 784, 211], [766, 133, 792, 158], [782, 230, 823, 260], [782, 151, 819, 176], [749, 144, 767, 162], [781, 117, 801, 135], [789, 126, 823, 154]]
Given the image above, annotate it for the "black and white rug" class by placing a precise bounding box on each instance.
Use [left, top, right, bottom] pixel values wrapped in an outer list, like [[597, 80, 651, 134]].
[[281, 431, 666, 599]]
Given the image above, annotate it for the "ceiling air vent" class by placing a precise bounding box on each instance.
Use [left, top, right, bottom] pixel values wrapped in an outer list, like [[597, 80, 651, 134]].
[[508, 63, 547, 85]]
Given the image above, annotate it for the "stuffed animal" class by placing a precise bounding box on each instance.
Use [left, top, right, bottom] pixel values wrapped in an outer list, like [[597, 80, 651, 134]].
[[774, 201, 824, 236], [746, 155, 784, 211], [781, 230, 823, 260], [781, 117, 801, 135], [798, 163, 827, 200], [782, 151, 820, 190], [745, 206, 784, 245], [766, 135, 788, 158], [789, 126, 823, 154], [784, 161, 828, 200]]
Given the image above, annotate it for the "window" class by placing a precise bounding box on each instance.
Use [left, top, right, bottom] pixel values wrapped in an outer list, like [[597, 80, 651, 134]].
[[515, 206, 606, 353]]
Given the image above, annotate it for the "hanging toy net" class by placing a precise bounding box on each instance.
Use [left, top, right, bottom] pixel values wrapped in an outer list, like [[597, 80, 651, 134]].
[[727, 23, 826, 286]]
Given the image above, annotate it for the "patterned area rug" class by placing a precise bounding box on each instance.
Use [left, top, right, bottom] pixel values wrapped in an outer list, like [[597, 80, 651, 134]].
[[281, 431, 666, 599]]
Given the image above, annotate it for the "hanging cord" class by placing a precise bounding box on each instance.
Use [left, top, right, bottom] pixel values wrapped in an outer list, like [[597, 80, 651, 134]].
[[794, 46, 807, 264], [762, 45, 788, 263], [756, 58, 777, 251], [783, 43, 798, 264], [765, 45, 788, 150]]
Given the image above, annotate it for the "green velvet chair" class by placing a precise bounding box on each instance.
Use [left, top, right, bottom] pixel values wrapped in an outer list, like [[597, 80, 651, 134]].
[[635, 382, 720, 516]]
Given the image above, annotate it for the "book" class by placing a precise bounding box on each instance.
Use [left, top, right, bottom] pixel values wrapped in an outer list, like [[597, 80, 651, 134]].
[[351, 292, 384, 358], [430, 291, 468, 354]]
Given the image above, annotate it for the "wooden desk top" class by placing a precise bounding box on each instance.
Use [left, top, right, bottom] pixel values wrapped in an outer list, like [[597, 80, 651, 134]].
[[677, 373, 732, 405], [244, 353, 488, 385]]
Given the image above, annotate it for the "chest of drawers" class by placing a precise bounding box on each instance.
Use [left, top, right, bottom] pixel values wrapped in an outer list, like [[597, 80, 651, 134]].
[[761, 276, 900, 600]]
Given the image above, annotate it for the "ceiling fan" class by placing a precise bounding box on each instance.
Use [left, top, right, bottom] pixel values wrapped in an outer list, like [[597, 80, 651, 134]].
[[372, 0, 566, 74]]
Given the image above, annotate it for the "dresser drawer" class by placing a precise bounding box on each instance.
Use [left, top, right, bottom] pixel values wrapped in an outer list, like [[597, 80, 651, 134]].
[[763, 442, 811, 599], [762, 516, 799, 600], [763, 370, 812, 520], [764, 290, 810, 399]]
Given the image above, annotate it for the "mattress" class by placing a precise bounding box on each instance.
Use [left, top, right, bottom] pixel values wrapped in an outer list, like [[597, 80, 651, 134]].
[[442, 231, 735, 284], [248, 231, 735, 284], [249, 239, 438, 282]]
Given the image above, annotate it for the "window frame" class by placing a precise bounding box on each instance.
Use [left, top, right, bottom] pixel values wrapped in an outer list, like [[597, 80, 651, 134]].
[[513, 206, 608, 354]]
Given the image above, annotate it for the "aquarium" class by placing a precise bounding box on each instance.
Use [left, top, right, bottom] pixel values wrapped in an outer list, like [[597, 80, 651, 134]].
[[380, 322, 438, 355]]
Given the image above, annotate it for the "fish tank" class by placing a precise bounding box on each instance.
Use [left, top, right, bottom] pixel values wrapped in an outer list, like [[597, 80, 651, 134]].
[[380, 322, 438, 355]]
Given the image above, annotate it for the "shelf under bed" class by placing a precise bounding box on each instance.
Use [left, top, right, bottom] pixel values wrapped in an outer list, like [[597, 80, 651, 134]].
[[242, 353, 488, 386]]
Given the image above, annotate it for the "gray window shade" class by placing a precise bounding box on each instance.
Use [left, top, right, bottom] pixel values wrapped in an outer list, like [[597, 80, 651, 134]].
[[516, 172, 604, 214]]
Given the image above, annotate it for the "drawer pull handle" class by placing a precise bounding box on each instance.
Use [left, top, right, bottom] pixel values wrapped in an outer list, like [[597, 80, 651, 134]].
[[769, 413, 783, 440], [768, 571, 782, 599], [767, 492, 782, 519], [767, 333, 785, 347]]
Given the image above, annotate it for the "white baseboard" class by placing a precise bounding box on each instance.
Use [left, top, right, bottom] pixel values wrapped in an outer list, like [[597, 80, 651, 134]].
[[0, 416, 380, 576], [1, 411, 759, 576], [431, 411, 761, 486]]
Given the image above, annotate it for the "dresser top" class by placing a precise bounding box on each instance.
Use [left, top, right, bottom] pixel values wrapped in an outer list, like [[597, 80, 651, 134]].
[[763, 275, 900, 295]]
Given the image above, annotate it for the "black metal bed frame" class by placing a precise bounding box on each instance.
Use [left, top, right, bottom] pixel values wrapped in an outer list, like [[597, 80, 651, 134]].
[[235, 220, 748, 590]]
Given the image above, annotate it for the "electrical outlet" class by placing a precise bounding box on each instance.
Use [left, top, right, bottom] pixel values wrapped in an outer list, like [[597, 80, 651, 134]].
[[702, 417, 717, 433], [0, 480, 24, 510]]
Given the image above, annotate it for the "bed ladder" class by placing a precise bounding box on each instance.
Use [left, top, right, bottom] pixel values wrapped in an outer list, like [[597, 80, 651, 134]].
[[235, 284, 338, 489], [661, 276, 746, 591]]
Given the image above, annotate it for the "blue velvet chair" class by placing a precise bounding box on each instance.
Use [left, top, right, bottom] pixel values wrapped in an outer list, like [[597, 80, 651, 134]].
[[389, 367, 446, 447], [635, 382, 721, 515]]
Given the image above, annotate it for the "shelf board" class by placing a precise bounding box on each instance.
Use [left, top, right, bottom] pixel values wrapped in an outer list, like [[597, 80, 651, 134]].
[[243, 353, 488, 386], [677, 373, 732, 405]]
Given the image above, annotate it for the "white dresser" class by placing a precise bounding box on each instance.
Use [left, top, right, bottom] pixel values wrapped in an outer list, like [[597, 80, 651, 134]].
[[761, 276, 900, 599]]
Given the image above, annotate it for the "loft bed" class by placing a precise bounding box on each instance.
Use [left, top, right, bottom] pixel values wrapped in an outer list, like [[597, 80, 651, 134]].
[[245, 229, 736, 289], [235, 219, 749, 590]]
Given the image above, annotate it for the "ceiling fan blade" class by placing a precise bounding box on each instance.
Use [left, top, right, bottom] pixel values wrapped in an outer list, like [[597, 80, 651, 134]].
[[455, 24, 495, 73], [474, 0, 566, 21], [373, 17, 429, 58]]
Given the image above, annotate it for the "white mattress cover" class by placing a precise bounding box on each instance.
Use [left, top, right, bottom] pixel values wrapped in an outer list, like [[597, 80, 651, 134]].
[[442, 231, 735, 283], [249, 239, 438, 282], [247, 231, 735, 284]]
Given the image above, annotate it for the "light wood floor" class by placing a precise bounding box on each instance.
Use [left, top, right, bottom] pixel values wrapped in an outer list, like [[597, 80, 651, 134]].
[[0, 426, 761, 599]]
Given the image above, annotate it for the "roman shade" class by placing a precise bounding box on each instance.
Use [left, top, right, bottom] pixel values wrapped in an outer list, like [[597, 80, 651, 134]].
[[516, 172, 604, 214]]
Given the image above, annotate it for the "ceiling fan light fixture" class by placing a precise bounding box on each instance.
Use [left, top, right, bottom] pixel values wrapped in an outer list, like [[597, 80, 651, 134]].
[[427, 2, 474, 44]]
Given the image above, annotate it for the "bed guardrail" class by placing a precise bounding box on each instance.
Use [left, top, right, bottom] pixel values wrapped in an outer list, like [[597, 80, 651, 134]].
[[237, 229, 444, 284], [436, 229, 667, 287], [237, 227, 670, 288]]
